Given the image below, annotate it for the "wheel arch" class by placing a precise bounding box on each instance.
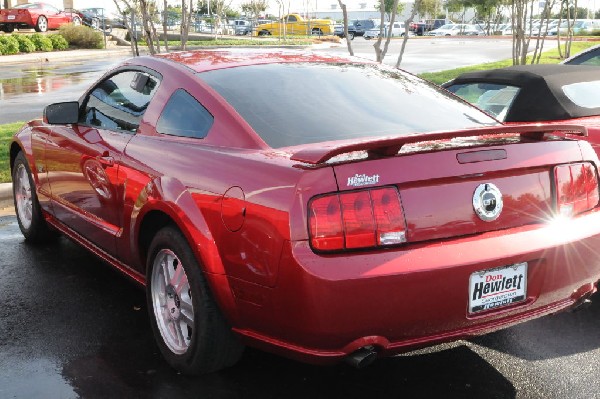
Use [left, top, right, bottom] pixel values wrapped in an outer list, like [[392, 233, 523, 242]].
[[134, 188, 240, 325], [9, 133, 37, 184]]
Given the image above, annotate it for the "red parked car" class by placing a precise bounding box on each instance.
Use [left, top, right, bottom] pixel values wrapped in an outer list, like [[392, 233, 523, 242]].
[[10, 49, 600, 374], [0, 2, 81, 33]]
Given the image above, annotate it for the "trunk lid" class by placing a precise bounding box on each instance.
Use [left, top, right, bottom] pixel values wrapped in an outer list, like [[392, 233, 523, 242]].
[[296, 125, 592, 243]]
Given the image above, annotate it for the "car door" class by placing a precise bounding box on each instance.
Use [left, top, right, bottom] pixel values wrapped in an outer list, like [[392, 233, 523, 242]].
[[42, 4, 67, 29], [44, 69, 160, 255]]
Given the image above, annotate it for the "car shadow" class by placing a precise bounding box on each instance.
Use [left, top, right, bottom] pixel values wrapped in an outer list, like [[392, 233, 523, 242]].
[[469, 291, 600, 361]]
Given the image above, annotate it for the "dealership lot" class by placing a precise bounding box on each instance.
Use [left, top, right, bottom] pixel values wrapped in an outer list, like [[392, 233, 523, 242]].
[[2, 39, 600, 397]]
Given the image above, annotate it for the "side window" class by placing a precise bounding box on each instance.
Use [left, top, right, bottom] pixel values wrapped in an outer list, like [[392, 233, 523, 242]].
[[287, 15, 297, 22], [81, 70, 159, 133], [156, 89, 214, 139]]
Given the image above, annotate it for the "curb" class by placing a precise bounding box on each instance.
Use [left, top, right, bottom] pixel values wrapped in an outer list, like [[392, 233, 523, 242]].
[[0, 47, 135, 65], [0, 183, 13, 209]]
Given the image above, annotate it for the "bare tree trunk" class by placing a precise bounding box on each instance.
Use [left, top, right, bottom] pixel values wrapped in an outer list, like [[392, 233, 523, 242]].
[[396, 0, 419, 68], [373, 4, 386, 62], [337, 0, 353, 56], [381, 0, 400, 61], [556, 1, 564, 58], [532, 0, 554, 64], [565, 0, 576, 58], [162, 0, 169, 52], [139, 0, 157, 54], [181, 0, 188, 49], [113, 0, 139, 56]]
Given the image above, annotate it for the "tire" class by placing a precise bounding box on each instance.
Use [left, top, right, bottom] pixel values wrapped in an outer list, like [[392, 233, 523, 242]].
[[12, 152, 57, 244], [146, 226, 244, 375], [72, 16, 81, 26], [35, 16, 48, 32], [311, 28, 323, 36], [348, 31, 355, 40], [2, 25, 15, 33], [258, 30, 270, 36], [91, 18, 100, 30]]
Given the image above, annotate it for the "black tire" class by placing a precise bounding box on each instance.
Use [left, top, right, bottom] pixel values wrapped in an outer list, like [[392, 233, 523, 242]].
[[146, 226, 244, 375], [311, 28, 323, 36], [2, 25, 15, 33], [12, 152, 57, 244], [258, 30, 270, 36], [348, 31, 355, 40], [35, 15, 48, 32], [72, 16, 81, 26]]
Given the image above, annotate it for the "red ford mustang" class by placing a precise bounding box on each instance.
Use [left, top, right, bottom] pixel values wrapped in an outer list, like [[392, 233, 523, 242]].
[[0, 2, 81, 33], [10, 49, 600, 374]]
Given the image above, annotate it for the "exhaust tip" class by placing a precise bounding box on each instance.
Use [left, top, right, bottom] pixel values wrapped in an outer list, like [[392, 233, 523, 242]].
[[345, 346, 378, 369], [571, 298, 593, 313]]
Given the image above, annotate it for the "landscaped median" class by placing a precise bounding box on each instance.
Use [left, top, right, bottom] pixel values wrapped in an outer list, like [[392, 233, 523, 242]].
[[0, 25, 104, 55]]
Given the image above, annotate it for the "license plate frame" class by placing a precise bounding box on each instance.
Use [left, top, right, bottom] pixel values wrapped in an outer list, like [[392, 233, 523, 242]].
[[468, 262, 527, 314], [8, 15, 16, 20]]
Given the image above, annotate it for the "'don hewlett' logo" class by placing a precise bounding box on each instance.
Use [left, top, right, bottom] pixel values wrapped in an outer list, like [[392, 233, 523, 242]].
[[347, 173, 380, 187]]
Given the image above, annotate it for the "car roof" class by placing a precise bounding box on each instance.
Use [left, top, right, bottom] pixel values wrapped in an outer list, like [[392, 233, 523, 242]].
[[444, 64, 600, 121], [153, 49, 360, 73]]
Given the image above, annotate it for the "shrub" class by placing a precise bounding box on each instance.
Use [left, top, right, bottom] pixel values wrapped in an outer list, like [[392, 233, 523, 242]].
[[0, 35, 20, 55], [59, 24, 104, 49], [29, 33, 54, 52], [48, 34, 69, 50], [12, 34, 36, 53]]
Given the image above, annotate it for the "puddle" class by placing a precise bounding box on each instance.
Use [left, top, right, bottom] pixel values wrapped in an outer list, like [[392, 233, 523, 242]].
[[0, 58, 127, 101], [0, 358, 77, 399]]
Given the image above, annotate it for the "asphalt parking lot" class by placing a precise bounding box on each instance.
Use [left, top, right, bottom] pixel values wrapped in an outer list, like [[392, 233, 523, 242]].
[[1, 212, 599, 398]]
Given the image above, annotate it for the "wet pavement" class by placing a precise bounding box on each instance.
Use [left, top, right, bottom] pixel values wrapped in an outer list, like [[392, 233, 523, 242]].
[[1, 214, 600, 398], [0, 54, 130, 124]]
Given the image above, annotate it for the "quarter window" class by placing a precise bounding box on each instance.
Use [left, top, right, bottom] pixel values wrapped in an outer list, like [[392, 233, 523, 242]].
[[563, 81, 600, 108], [82, 71, 159, 133], [156, 89, 214, 139], [446, 83, 520, 121]]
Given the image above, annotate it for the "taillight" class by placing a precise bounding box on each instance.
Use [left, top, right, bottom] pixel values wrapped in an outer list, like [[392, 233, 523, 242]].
[[309, 187, 407, 252], [554, 162, 599, 217]]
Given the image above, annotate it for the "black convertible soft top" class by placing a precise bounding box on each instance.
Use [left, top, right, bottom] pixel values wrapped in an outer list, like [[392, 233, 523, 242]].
[[443, 64, 600, 122]]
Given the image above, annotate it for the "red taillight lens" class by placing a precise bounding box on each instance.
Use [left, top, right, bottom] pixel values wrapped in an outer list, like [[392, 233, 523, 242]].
[[308, 187, 407, 252], [309, 195, 344, 251], [554, 162, 599, 217]]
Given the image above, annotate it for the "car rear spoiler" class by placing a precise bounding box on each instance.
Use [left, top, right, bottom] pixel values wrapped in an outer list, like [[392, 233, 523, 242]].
[[290, 124, 587, 165]]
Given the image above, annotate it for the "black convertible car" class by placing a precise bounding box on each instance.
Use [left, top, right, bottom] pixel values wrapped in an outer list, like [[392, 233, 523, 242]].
[[562, 44, 600, 66], [442, 64, 600, 122]]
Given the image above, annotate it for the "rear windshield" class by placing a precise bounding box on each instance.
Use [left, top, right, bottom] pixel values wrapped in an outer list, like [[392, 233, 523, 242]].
[[200, 63, 498, 148]]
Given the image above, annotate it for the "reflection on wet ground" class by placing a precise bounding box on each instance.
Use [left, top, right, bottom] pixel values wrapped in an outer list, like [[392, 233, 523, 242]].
[[0, 58, 123, 100], [0, 55, 130, 124]]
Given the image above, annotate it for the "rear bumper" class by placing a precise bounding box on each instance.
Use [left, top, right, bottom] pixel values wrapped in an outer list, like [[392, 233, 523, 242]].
[[232, 210, 600, 364]]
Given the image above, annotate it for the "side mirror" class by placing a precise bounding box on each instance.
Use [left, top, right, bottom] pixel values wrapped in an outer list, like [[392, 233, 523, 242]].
[[44, 101, 79, 124]]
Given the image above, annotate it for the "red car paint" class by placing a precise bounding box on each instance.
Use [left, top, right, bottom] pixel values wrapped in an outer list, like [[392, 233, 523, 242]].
[[10, 50, 600, 370]]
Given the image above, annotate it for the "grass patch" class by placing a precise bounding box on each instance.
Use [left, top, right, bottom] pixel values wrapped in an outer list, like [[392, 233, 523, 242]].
[[0, 122, 23, 183], [419, 41, 599, 84]]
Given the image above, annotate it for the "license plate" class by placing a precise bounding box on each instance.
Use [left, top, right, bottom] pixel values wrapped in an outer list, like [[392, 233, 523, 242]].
[[8, 15, 16, 20], [468, 262, 527, 313]]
